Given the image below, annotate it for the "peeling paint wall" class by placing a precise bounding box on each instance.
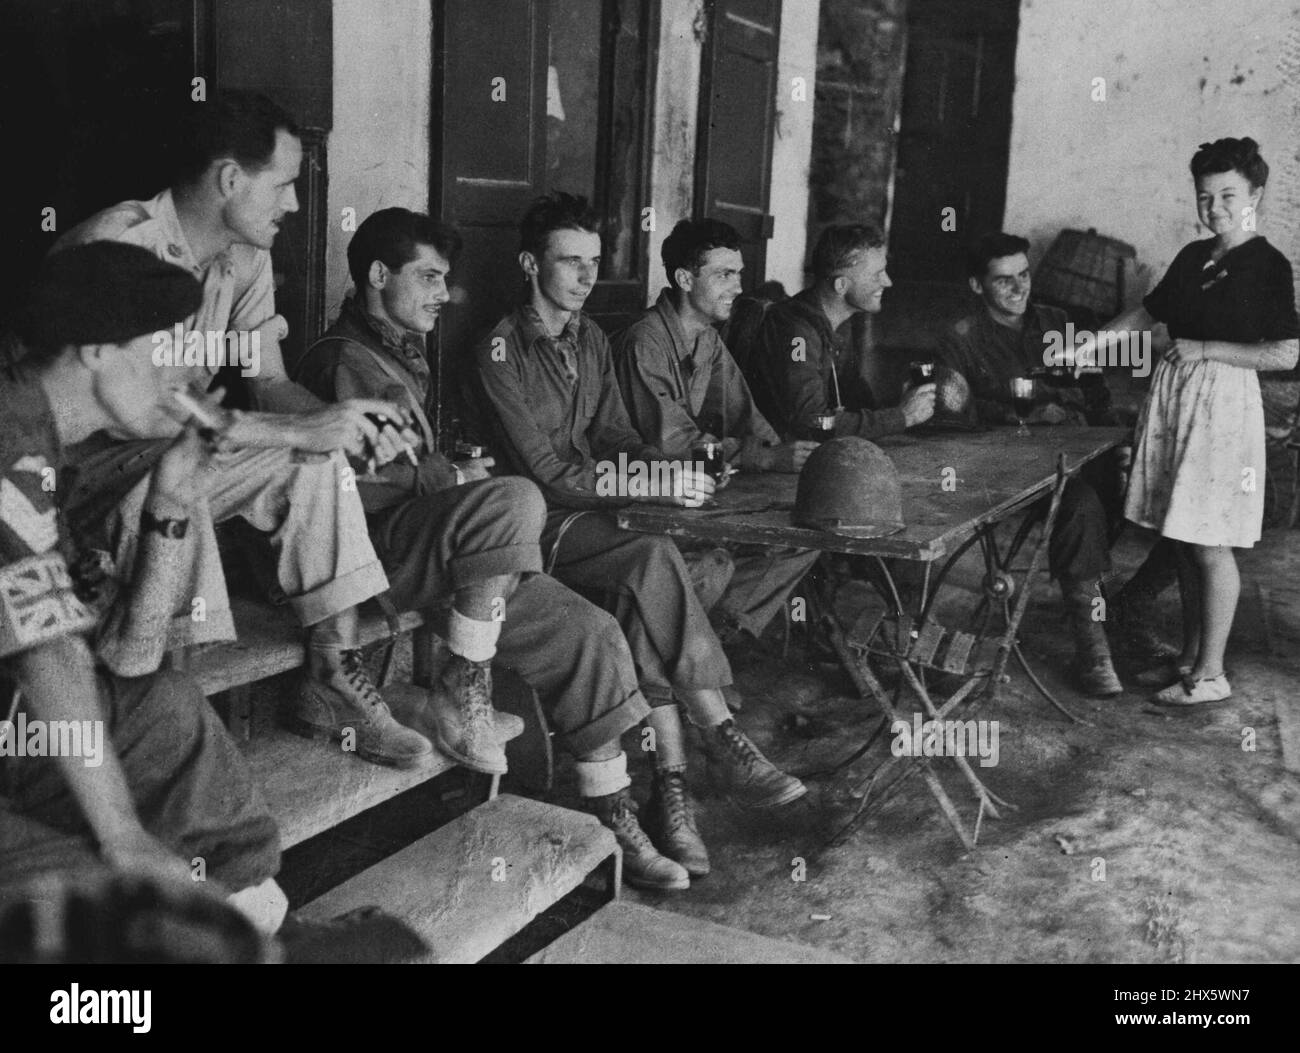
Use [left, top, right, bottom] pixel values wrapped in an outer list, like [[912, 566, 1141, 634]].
[[646, 0, 706, 300], [768, 0, 821, 294], [809, 0, 908, 235], [326, 0, 432, 318], [646, 0, 820, 302], [1005, 0, 1300, 306]]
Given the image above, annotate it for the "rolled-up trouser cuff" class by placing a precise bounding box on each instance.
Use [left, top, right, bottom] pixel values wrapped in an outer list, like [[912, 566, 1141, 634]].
[[288, 560, 390, 628], [555, 687, 651, 757], [448, 543, 542, 591]]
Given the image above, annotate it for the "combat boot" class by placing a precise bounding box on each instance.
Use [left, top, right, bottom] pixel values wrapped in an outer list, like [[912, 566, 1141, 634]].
[[424, 654, 507, 775], [703, 720, 806, 808], [1107, 545, 1181, 660], [587, 787, 690, 891], [1063, 578, 1123, 697], [288, 650, 434, 769], [643, 770, 710, 877]]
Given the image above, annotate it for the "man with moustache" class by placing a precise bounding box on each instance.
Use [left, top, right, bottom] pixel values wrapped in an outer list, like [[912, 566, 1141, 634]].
[[297, 208, 689, 891], [611, 217, 819, 645], [49, 92, 466, 770]]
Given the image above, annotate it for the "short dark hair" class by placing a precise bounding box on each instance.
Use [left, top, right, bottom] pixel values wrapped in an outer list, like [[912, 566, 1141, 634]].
[[519, 191, 601, 258], [661, 218, 742, 289], [347, 208, 463, 291], [810, 223, 886, 279], [966, 232, 1030, 279], [1190, 136, 1269, 190], [173, 90, 301, 187]]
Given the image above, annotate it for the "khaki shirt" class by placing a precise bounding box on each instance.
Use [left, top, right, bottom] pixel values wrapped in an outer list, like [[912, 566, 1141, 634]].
[[471, 306, 660, 510], [57, 189, 276, 384], [612, 289, 779, 464]]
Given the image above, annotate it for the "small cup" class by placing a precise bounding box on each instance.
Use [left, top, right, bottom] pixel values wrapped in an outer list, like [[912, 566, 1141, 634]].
[[812, 413, 837, 439], [691, 441, 726, 481], [909, 361, 936, 387]]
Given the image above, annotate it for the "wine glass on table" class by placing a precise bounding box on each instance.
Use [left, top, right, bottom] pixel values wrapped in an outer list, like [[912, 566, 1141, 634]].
[[1010, 376, 1035, 437]]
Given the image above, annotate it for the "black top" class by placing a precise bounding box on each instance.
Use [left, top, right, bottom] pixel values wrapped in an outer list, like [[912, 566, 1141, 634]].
[[1144, 236, 1300, 379]]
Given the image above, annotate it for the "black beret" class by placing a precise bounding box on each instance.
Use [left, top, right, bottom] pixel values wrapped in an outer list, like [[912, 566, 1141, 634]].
[[20, 242, 204, 354]]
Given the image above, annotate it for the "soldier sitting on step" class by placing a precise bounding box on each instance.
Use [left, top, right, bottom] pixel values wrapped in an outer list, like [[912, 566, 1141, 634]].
[[468, 193, 810, 885], [295, 208, 697, 892], [0, 243, 289, 936]]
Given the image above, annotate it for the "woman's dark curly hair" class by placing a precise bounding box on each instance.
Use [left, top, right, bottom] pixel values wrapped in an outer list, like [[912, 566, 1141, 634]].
[[1190, 137, 1269, 189]]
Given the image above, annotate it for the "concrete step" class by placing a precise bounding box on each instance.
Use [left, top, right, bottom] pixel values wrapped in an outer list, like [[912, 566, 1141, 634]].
[[183, 597, 424, 697], [243, 684, 522, 848], [526, 900, 854, 964], [296, 794, 619, 963]]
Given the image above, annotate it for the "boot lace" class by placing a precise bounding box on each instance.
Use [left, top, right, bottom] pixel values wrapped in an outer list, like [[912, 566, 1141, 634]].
[[716, 721, 762, 777], [608, 791, 654, 851], [657, 773, 696, 834], [340, 649, 385, 712]]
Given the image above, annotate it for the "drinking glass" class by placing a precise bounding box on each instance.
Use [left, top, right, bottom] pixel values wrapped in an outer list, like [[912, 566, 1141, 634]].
[[1010, 377, 1035, 437]]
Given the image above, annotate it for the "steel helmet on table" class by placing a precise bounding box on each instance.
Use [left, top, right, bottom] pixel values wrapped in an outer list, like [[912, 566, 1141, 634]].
[[793, 437, 905, 537]]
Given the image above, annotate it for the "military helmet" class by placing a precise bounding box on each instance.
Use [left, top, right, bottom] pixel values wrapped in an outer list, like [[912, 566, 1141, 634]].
[[935, 365, 973, 417], [793, 437, 905, 537]]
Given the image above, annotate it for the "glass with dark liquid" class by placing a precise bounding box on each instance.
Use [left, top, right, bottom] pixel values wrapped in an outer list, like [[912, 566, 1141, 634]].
[[1010, 377, 1035, 437], [691, 441, 726, 481], [812, 413, 836, 440], [909, 361, 936, 387]]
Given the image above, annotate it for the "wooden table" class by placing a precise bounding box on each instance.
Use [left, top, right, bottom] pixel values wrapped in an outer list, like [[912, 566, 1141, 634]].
[[617, 426, 1127, 847]]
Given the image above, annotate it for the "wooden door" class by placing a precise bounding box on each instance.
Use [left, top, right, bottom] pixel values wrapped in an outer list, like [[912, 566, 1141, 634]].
[[888, 0, 1020, 287], [695, 0, 781, 292], [434, 0, 549, 359]]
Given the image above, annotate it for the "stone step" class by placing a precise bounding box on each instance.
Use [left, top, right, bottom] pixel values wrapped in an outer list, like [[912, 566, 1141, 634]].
[[243, 684, 522, 848], [526, 900, 854, 964], [296, 794, 619, 963], [182, 597, 424, 698]]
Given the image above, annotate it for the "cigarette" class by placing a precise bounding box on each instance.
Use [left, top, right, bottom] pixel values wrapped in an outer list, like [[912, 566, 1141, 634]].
[[403, 446, 419, 467], [170, 388, 227, 431]]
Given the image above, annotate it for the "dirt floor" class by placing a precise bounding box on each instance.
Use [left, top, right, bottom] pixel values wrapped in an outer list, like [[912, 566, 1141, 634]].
[[277, 517, 1300, 964], [599, 526, 1300, 964]]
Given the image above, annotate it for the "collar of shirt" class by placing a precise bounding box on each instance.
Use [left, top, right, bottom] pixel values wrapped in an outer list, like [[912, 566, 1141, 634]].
[[147, 189, 237, 283], [651, 287, 721, 382], [786, 288, 837, 347], [975, 302, 1052, 351], [339, 295, 432, 392], [520, 304, 583, 351]]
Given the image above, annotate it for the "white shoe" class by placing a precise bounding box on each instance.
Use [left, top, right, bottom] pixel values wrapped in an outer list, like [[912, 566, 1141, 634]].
[[1152, 673, 1231, 707]]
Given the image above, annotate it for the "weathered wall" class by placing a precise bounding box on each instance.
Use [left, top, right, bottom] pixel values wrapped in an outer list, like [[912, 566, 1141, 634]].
[[646, 0, 706, 298], [1004, 0, 1300, 306], [767, 0, 821, 294], [326, 0, 432, 317], [646, 0, 820, 301], [809, 0, 908, 239]]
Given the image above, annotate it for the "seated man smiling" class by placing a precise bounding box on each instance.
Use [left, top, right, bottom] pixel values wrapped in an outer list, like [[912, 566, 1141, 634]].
[[296, 207, 694, 891]]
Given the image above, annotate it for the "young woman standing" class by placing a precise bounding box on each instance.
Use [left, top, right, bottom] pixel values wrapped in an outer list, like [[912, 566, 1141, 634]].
[[1105, 138, 1299, 704]]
